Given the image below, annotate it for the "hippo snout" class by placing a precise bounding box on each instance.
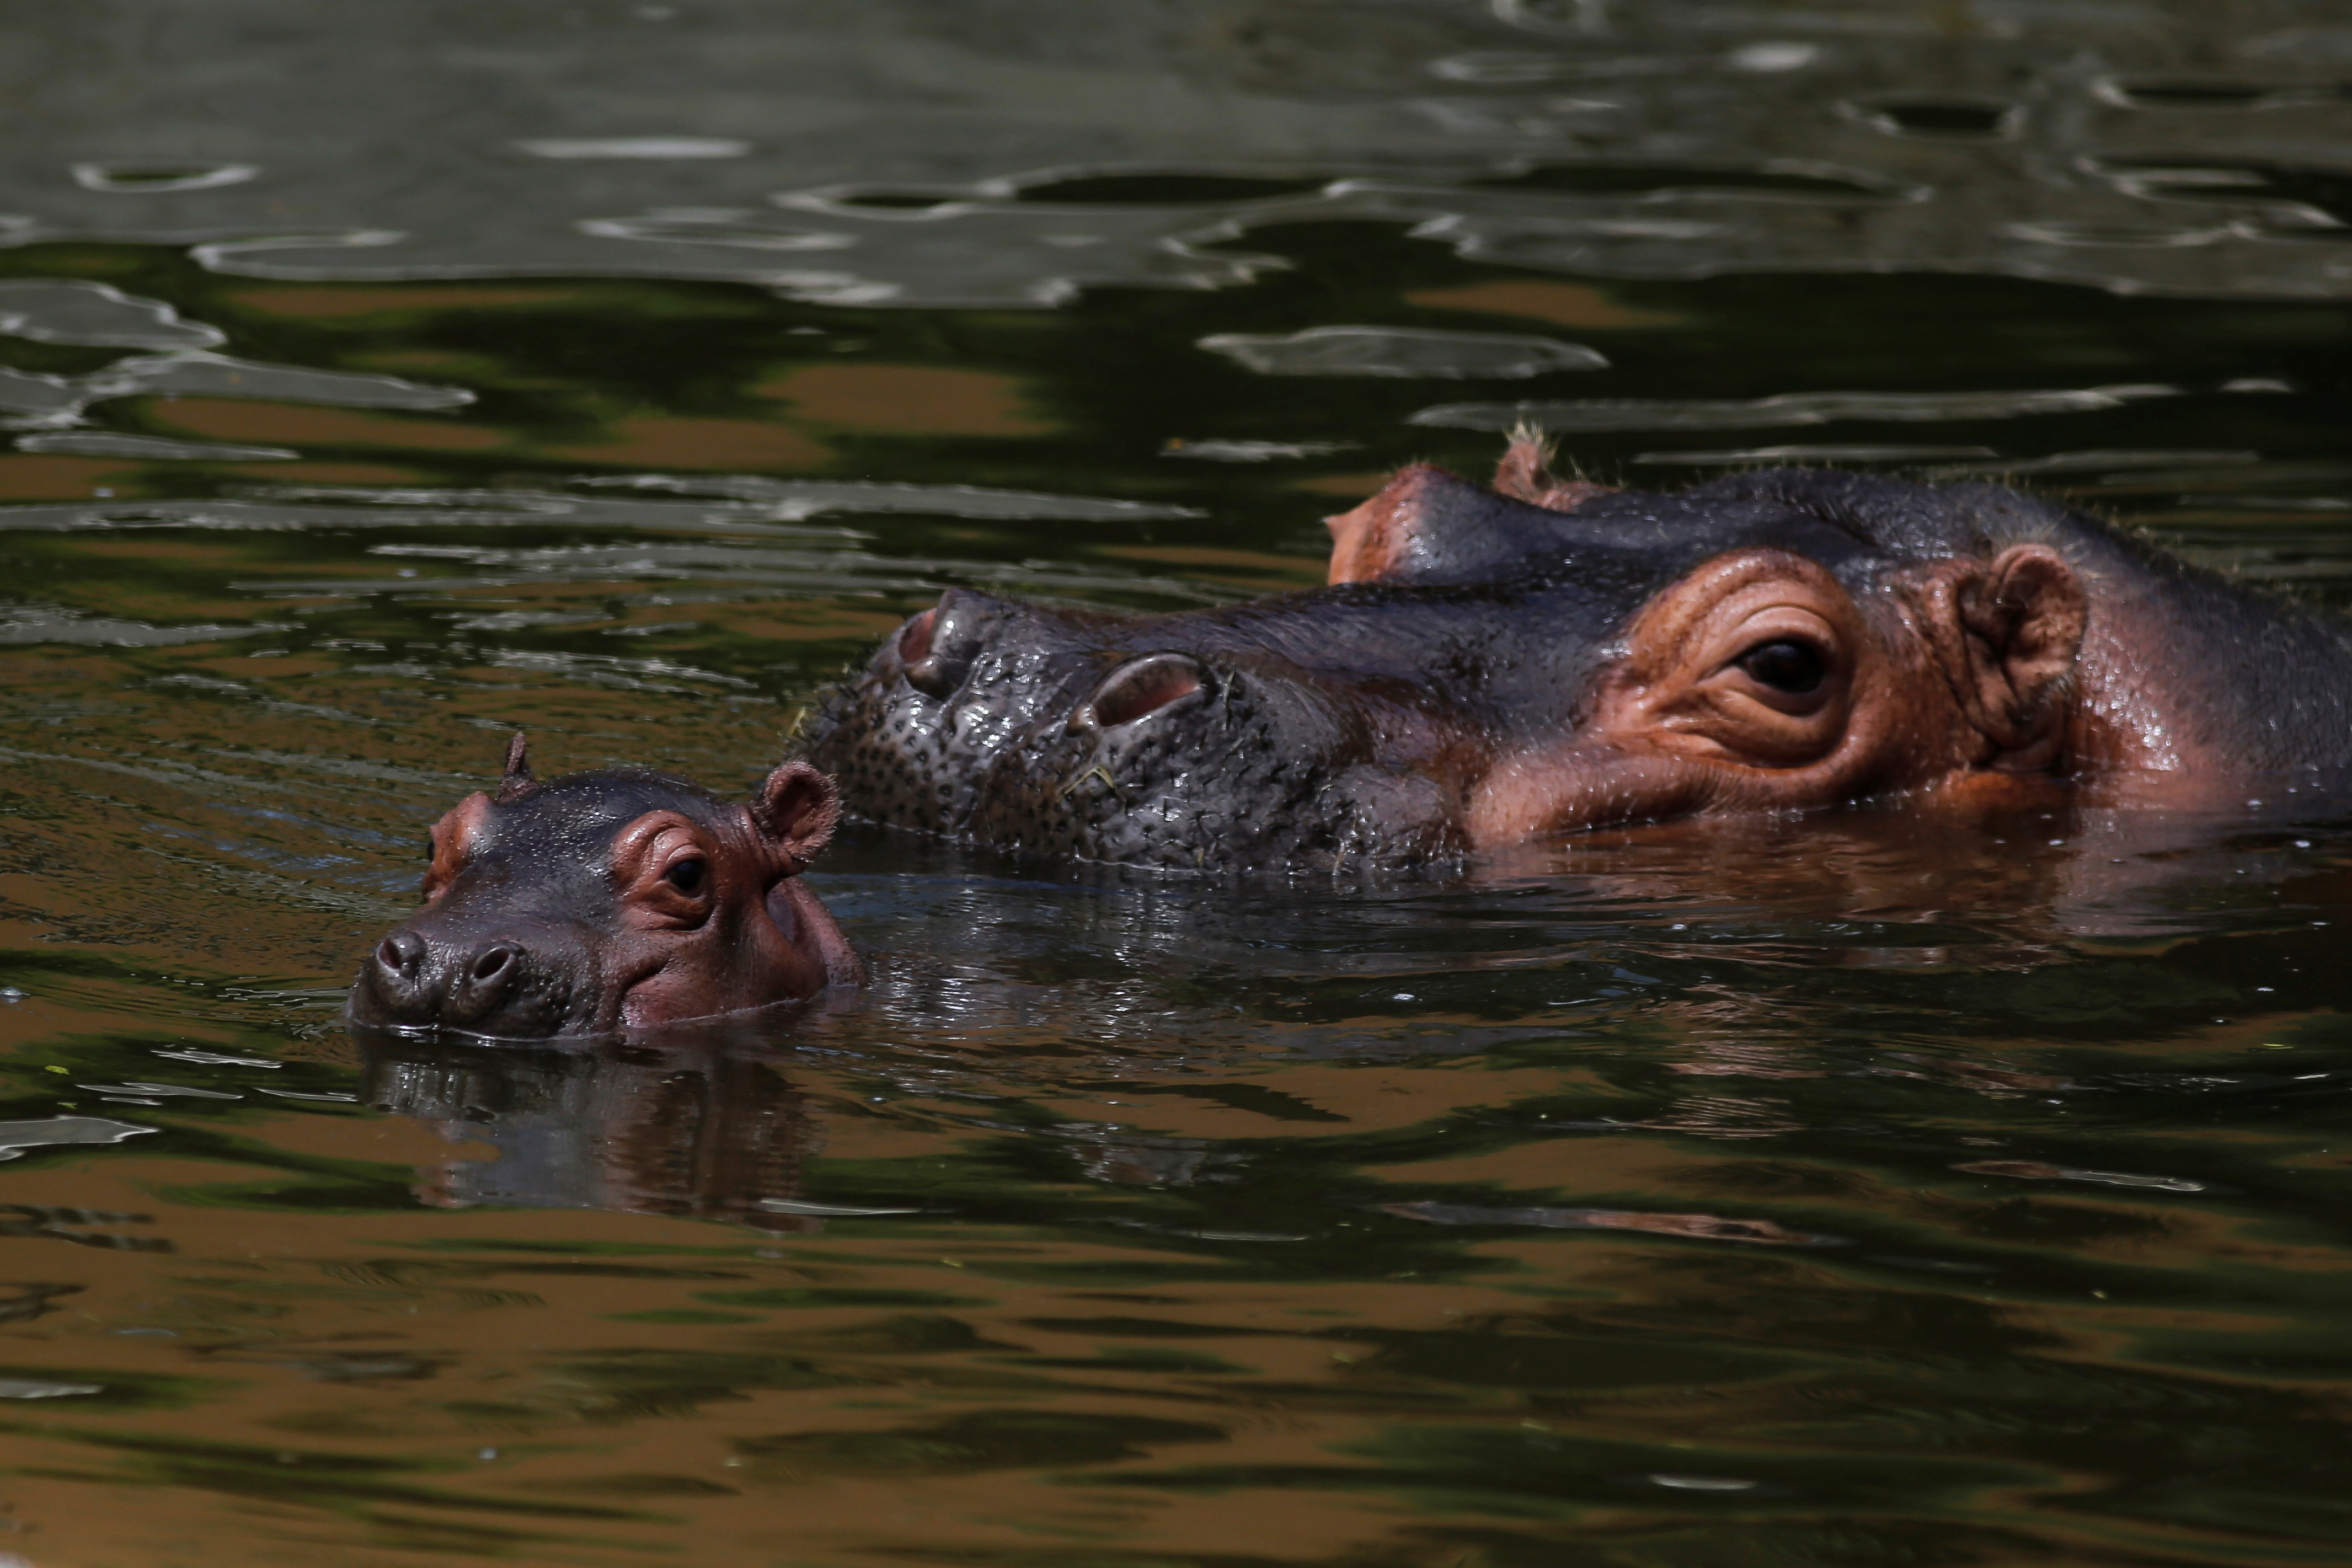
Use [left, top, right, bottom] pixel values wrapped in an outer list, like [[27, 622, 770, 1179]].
[[354, 919, 576, 1037], [806, 582, 1451, 869]]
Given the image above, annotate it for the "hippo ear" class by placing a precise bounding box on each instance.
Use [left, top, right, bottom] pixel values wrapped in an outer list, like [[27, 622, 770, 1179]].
[[1938, 545, 2089, 768], [494, 731, 536, 805], [1326, 463, 1595, 587], [1492, 426, 1613, 514], [750, 761, 842, 871]]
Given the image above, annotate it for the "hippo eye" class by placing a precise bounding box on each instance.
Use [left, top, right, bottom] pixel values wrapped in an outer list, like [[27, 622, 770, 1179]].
[[662, 858, 707, 896], [1736, 639, 1826, 695]]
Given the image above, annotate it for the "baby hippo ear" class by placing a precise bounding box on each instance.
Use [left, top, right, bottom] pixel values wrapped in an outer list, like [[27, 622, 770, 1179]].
[[750, 761, 842, 872], [493, 731, 536, 804]]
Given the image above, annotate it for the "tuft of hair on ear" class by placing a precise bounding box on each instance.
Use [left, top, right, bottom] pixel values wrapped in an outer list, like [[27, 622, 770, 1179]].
[[1494, 422, 1557, 498], [1508, 420, 1558, 468], [493, 731, 537, 805], [1494, 421, 1611, 513]]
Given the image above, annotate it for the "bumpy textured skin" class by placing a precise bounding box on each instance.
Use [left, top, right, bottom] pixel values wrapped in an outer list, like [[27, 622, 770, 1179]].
[[806, 465, 2352, 871], [817, 609, 1451, 870]]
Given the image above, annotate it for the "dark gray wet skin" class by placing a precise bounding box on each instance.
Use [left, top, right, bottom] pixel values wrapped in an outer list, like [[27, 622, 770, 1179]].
[[814, 589, 1462, 869], [810, 472, 1868, 868], [806, 463, 2352, 870]]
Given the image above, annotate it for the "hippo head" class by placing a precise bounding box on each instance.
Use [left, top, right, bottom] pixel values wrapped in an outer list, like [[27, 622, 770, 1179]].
[[350, 737, 862, 1039], [803, 434, 2134, 870]]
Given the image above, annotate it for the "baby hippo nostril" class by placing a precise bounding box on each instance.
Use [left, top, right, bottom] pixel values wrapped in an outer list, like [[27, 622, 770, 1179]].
[[1076, 652, 1210, 730], [376, 931, 425, 979], [471, 943, 517, 984]]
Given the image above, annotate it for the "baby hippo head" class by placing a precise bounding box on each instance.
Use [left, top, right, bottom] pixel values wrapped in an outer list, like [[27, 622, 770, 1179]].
[[349, 736, 862, 1040]]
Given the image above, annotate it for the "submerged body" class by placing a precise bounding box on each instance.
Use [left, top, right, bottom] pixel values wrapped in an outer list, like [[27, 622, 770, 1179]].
[[806, 438, 2352, 869], [349, 738, 861, 1039]]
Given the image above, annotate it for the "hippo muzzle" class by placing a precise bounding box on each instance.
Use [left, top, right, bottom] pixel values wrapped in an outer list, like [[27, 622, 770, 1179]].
[[815, 582, 1473, 869], [360, 899, 601, 1037], [350, 739, 862, 1040]]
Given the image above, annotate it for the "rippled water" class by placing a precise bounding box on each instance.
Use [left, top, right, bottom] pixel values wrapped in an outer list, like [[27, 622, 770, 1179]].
[[2, 3, 2352, 1565]]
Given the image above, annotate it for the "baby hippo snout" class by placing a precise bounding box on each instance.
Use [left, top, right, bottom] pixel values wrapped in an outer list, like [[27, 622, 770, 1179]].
[[358, 923, 570, 1035]]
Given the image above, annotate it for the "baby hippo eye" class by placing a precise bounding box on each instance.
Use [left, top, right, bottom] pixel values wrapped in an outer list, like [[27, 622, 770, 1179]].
[[662, 857, 708, 896], [1736, 638, 1826, 695]]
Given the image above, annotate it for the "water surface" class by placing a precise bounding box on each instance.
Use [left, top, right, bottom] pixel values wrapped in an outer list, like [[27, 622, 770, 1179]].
[[0, 4, 2350, 1565]]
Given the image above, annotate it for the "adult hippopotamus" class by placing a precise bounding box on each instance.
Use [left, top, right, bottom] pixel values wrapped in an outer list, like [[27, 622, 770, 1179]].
[[349, 737, 862, 1037], [804, 434, 2352, 869]]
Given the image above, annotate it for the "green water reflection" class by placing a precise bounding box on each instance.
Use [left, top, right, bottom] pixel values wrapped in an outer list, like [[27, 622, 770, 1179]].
[[0, 172, 2347, 1568]]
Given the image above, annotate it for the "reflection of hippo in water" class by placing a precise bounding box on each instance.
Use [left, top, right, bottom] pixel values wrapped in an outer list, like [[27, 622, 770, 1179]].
[[362, 1027, 824, 1229], [806, 434, 2352, 869], [349, 737, 862, 1039]]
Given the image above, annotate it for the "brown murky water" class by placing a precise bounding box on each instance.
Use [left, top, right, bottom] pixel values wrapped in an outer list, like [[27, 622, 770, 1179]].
[[1, 4, 2351, 1565]]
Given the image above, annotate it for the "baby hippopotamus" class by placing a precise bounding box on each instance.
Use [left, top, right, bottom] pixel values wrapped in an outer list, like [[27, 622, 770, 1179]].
[[806, 433, 2352, 869], [349, 737, 861, 1038]]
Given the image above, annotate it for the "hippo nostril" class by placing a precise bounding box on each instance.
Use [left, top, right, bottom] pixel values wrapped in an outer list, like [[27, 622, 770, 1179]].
[[376, 931, 425, 978], [1076, 652, 1210, 731], [470, 943, 517, 984], [896, 607, 937, 668], [900, 591, 986, 699]]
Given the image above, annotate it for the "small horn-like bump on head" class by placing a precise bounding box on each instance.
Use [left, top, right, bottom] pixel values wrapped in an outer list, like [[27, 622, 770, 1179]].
[[494, 731, 537, 804]]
